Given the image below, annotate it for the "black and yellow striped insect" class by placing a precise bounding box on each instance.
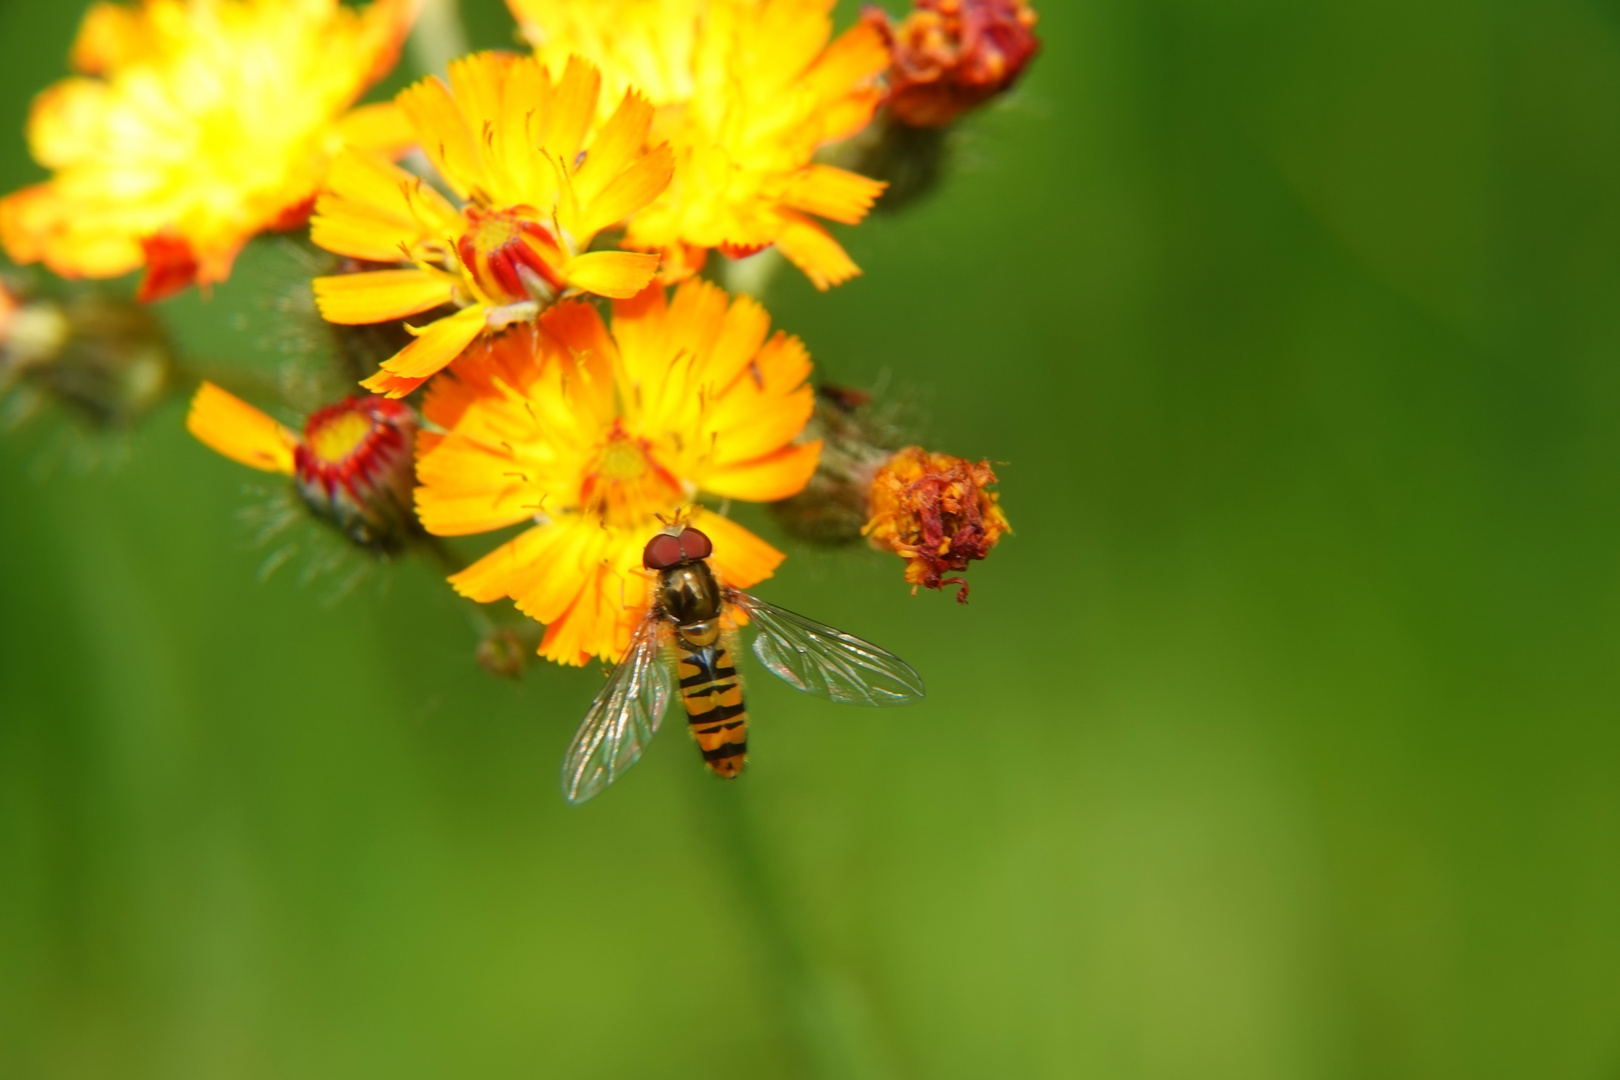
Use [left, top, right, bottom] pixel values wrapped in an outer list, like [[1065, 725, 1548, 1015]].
[[561, 524, 926, 803]]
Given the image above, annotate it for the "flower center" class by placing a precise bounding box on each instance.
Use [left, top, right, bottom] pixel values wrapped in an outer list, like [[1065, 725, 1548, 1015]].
[[457, 207, 566, 305], [579, 422, 684, 527], [306, 408, 375, 465], [296, 397, 414, 498]]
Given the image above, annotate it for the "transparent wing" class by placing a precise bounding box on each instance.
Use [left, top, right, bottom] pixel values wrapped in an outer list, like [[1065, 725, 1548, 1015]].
[[730, 592, 926, 707], [560, 615, 673, 804]]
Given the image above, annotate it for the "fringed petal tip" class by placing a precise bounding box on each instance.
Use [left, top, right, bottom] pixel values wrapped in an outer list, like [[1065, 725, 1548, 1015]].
[[359, 304, 489, 396]]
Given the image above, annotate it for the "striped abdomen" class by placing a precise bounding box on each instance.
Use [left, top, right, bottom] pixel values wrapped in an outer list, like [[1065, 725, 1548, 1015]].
[[674, 618, 747, 778]]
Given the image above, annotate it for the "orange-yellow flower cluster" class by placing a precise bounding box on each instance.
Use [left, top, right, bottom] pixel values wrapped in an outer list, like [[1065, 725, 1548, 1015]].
[[416, 280, 821, 664], [864, 446, 1010, 602], [310, 51, 674, 397], [509, 0, 890, 288], [1, 0, 417, 301]]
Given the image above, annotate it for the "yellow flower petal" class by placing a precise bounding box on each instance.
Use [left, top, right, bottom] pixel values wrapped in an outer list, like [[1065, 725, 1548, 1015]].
[[772, 212, 860, 290], [574, 142, 674, 237], [311, 148, 460, 262], [703, 441, 822, 502], [782, 164, 886, 226], [397, 72, 489, 202], [379, 303, 489, 380], [450, 517, 652, 666], [572, 89, 658, 204], [314, 269, 455, 325], [690, 508, 786, 590], [801, 18, 889, 141], [563, 250, 662, 299], [186, 382, 298, 475], [543, 55, 603, 166], [359, 368, 434, 398], [337, 101, 416, 158]]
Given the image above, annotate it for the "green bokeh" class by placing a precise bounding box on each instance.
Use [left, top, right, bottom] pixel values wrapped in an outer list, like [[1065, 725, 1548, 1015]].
[[4, 0, 1620, 1077]]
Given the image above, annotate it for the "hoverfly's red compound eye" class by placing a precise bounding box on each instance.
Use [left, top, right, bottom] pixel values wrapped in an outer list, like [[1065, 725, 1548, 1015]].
[[643, 533, 686, 570], [678, 527, 713, 562]]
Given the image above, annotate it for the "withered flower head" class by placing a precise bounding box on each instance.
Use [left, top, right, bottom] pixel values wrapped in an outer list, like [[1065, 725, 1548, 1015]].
[[864, 0, 1040, 129], [863, 445, 1010, 601]]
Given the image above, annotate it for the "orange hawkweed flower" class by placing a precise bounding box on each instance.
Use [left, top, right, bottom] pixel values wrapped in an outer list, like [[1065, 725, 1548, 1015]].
[[187, 381, 422, 553], [309, 52, 675, 398], [509, 0, 890, 289], [863, 446, 1010, 602], [415, 280, 821, 665], [0, 0, 417, 302]]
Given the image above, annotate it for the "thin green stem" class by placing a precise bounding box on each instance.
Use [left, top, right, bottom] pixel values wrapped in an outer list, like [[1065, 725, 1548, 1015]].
[[685, 774, 897, 1080], [416, 532, 469, 578]]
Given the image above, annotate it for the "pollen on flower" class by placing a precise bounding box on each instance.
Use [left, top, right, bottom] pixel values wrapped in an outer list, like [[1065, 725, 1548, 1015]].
[[580, 421, 686, 526], [863, 446, 1010, 602], [865, 0, 1041, 129]]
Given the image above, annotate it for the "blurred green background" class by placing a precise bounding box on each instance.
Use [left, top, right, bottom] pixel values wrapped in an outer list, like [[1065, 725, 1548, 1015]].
[[5, 0, 1620, 1076]]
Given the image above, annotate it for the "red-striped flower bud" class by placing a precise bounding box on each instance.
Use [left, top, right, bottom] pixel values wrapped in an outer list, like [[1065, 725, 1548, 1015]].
[[187, 383, 423, 556], [293, 395, 419, 553]]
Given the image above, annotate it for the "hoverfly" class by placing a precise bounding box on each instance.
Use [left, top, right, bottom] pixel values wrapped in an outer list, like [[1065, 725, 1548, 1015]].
[[561, 523, 926, 803]]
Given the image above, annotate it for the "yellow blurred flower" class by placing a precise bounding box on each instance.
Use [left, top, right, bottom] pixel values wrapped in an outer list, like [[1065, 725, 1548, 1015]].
[[416, 280, 822, 665], [509, 0, 890, 289], [310, 51, 675, 398], [0, 0, 417, 302]]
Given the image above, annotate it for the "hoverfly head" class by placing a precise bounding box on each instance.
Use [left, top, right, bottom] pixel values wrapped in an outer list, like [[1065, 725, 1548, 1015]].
[[642, 524, 713, 570]]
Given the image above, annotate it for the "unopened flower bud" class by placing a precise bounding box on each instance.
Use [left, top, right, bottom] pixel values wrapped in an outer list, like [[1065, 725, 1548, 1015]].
[[864, 0, 1041, 129], [1, 279, 177, 428], [187, 382, 424, 556], [293, 395, 420, 554], [863, 446, 1010, 602]]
